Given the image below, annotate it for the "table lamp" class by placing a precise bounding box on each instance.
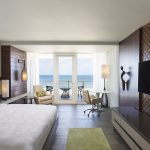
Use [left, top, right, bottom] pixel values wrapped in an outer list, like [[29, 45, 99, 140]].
[[2, 80, 9, 99], [101, 65, 109, 91]]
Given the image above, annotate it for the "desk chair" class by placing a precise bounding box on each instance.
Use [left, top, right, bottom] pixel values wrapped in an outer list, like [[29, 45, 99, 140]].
[[82, 90, 103, 117]]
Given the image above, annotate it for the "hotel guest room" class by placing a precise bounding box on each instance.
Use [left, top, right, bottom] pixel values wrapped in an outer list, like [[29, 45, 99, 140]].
[[0, 0, 150, 150]]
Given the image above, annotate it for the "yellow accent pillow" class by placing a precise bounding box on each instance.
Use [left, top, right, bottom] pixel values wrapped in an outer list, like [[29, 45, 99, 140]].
[[36, 90, 46, 97]]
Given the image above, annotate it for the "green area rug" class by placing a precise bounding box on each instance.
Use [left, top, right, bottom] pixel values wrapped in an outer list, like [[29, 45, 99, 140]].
[[66, 128, 111, 150]]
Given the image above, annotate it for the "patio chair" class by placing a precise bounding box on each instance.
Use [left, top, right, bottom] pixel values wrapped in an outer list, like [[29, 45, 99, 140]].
[[46, 85, 53, 94], [78, 85, 84, 98]]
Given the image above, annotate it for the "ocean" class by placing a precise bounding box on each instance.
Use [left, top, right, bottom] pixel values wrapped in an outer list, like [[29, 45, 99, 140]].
[[39, 75, 93, 88]]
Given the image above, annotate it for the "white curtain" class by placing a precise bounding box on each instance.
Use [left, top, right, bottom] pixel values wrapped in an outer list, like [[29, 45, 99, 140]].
[[27, 52, 39, 96], [93, 52, 107, 92], [107, 46, 119, 107]]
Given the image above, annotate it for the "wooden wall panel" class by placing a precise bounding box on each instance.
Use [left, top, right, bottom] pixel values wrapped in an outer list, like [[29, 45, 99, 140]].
[[119, 22, 150, 112], [0, 46, 1, 78], [119, 30, 140, 107], [0, 46, 1, 96], [1, 46, 27, 98], [1, 46, 10, 79]]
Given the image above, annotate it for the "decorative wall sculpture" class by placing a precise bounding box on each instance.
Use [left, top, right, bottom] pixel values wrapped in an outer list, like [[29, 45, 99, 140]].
[[120, 66, 131, 91]]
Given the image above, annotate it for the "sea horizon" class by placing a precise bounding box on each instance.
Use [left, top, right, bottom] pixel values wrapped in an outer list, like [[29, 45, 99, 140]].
[[39, 75, 93, 88]]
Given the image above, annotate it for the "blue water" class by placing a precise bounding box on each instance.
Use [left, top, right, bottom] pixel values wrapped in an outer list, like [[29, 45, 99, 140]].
[[39, 75, 93, 88]]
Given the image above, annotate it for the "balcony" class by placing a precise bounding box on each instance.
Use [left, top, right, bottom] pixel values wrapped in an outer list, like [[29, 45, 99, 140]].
[[40, 80, 93, 101]]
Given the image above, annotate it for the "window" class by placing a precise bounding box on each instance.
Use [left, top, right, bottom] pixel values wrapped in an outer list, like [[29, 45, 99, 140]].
[[77, 54, 93, 89], [39, 54, 53, 89]]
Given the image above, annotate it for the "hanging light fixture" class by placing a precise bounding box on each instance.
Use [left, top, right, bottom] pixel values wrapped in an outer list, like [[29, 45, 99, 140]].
[[18, 59, 28, 81]]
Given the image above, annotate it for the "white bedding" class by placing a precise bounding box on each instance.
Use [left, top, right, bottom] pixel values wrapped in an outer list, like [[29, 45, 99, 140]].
[[0, 104, 57, 150]]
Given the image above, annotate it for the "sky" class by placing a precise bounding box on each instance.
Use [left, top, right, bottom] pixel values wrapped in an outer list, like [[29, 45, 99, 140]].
[[39, 58, 93, 75]]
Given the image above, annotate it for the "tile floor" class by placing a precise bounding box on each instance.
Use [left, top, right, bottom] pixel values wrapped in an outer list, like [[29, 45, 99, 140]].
[[51, 105, 130, 150]]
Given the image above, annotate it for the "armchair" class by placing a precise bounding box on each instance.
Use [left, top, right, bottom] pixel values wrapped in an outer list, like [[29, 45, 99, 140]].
[[33, 85, 53, 104]]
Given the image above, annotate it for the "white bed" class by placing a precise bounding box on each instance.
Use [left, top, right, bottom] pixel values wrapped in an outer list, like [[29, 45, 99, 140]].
[[0, 104, 57, 150]]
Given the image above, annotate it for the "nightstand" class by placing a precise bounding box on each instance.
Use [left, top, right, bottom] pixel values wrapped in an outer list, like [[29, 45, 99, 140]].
[[23, 96, 34, 104]]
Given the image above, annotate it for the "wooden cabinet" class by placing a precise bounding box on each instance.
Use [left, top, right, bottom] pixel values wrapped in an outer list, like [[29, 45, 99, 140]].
[[112, 109, 150, 150]]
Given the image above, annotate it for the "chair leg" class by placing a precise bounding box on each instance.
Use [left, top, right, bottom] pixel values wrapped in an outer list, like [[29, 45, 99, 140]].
[[84, 108, 92, 114], [84, 103, 104, 117], [97, 110, 101, 117], [88, 109, 93, 117], [80, 91, 82, 98]]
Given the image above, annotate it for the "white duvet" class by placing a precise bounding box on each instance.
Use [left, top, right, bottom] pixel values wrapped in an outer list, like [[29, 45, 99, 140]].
[[0, 104, 57, 150]]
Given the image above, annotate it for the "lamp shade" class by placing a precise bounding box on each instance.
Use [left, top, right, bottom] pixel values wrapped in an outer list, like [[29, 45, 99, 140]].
[[21, 69, 28, 81], [2, 80, 9, 98], [101, 65, 109, 78]]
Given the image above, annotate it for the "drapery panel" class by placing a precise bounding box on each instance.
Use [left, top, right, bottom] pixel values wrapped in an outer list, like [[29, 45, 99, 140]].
[[27, 52, 39, 96]]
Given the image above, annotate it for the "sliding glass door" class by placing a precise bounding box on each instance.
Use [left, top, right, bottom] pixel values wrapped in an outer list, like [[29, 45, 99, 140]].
[[38, 53, 93, 104], [53, 54, 77, 104]]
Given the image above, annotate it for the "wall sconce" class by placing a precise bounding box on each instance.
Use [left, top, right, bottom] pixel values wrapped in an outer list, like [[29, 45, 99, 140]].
[[2, 80, 9, 99], [101, 65, 109, 91], [18, 59, 28, 81]]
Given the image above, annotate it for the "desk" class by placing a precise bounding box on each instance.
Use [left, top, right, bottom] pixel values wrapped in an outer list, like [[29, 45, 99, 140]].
[[90, 90, 111, 108], [23, 96, 34, 104], [101, 91, 110, 108]]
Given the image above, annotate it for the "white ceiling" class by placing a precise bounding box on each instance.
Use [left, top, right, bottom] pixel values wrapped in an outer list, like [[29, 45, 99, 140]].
[[13, 45, 115, 53], [0, 0, 150, 42]]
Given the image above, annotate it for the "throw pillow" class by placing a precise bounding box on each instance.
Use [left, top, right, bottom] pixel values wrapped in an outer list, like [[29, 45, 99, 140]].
[[36, 90, 46, 97]]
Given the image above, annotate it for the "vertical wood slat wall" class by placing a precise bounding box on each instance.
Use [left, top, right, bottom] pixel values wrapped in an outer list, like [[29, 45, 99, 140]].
[[140, 23, 150, 115], [1, 46, 27, 98]]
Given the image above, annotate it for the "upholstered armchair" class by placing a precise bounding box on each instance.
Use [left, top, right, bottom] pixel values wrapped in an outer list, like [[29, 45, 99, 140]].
[[33, 85, 53, 104]]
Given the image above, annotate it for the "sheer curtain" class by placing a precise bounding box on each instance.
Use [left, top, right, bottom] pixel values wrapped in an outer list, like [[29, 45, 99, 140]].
[[27, 52, 39, 96], [107, 46, 119, 107], [93, 52, 107, 92]]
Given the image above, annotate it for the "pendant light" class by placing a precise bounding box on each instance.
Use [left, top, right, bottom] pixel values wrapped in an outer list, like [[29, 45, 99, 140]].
[[18, 59, 28, 81]]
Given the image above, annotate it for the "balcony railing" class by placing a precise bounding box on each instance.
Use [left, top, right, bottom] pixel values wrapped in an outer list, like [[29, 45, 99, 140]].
[[40, 80, 93, 101], [40, 80, 93, 89]]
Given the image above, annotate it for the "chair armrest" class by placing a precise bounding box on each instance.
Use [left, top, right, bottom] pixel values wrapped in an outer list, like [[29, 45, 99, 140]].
[[34, 96, 39, 104], [92, 98, 103, 104]]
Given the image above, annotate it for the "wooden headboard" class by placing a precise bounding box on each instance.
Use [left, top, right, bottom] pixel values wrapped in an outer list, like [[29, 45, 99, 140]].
[[1, 46, 27, 98]]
